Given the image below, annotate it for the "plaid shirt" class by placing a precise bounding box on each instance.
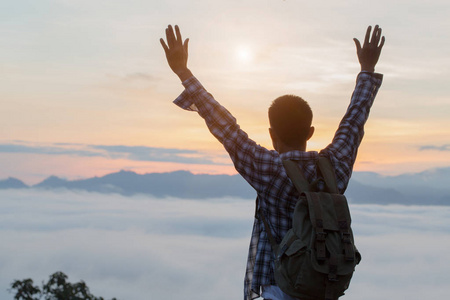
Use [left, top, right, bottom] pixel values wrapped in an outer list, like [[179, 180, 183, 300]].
[[174, 72, 383, 300]]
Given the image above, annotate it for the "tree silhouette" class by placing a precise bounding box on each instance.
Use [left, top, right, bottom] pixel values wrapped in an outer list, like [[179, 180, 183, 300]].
[[10, 278, 40, 300], [9, 272, 117, 300]]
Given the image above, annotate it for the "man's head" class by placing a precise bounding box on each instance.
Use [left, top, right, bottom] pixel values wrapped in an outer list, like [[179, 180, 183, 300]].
[[268, 95, 314, 152]]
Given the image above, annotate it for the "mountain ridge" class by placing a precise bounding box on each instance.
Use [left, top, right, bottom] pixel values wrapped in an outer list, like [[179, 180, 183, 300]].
[[1, 167, 449, 205]]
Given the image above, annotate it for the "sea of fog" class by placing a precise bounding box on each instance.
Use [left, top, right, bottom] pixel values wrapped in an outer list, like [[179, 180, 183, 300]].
[[1, 189, 449, 300]]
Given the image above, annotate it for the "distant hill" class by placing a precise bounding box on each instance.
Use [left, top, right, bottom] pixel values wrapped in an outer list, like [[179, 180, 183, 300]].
[[0, 177, 28, 189], [1, 167, 450, 205], [32, 170, 256, 199], [348, 167, 450, 205]]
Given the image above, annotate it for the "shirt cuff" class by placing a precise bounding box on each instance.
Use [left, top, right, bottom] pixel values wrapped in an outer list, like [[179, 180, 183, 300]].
[[358, 71, 383, 85], [173, 76, 203, 112]]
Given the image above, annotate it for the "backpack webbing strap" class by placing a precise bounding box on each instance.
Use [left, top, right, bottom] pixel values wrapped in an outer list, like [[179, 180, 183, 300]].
[[325, 282, 335, 300], [332, 194, 355, 261], [258, 209, 278, 254], [282, 160, 310, 192], [318, 157, 338, 194], [309, 192, 327, 261], [259, 160, 310, 256], [325, 255, 339, 300]]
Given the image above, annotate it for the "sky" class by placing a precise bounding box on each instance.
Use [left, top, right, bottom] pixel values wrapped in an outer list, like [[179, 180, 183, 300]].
[[1, 0, 450, 184], [1, 189, 449, 300]]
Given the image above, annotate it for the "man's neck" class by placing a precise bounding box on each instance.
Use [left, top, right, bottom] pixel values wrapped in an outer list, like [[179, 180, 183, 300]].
[[277, 144, 306, 154]]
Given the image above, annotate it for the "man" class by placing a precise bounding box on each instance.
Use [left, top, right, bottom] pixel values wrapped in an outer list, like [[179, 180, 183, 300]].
[[160, 24, 385, 300]]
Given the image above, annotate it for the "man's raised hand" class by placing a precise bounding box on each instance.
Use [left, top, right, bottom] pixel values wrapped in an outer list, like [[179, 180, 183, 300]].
[[353, 25, 385, 73], [160, 25, 192, 81]]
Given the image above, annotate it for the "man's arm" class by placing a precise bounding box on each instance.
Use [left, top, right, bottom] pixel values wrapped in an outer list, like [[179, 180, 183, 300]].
[[322, 25, 385, 193], [160, 25, 274, 192]]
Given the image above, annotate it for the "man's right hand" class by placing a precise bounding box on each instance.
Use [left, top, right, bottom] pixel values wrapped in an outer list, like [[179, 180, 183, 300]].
[[353, 25, 385, 73], [160, 25, 192, 81]]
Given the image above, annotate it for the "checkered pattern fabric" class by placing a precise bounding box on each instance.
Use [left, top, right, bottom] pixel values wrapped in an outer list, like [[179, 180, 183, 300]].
[[174, 71, 383, 300]]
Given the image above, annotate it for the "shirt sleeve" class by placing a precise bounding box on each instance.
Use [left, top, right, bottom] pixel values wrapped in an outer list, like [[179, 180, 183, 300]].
[[320, 71, 383, 193], [173, 76, 275, 192]]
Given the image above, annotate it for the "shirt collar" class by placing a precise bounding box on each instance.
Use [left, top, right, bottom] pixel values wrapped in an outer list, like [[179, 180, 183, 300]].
[[279, 150, 319, 161]]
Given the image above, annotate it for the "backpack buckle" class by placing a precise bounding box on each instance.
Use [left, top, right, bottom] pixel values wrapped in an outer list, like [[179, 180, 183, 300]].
[[277, 243, 289, 260], [328, 272, 339, 282], [341, 232, 351, 244], [315, 232, 327, 261], [341, 232, 355, 261], [316, 232, 327, 242], [328, 257, 339, 282]]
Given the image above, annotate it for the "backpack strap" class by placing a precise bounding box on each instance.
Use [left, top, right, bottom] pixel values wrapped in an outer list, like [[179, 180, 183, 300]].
[[282, 160, 310, 192], [317, 156, 338, 194], [284, 157, 338, 194], [258, 160, 310, 255], [325, 255, 339, 300], [258, 209, 278, 253], [282, 159, 328, 260], [332, 194, 355, 261], [309, 192, 327, 261], [318, 156, 356, 260]]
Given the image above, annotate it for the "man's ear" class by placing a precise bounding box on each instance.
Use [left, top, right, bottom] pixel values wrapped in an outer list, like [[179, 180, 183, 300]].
[[307, 126, 315, 141]]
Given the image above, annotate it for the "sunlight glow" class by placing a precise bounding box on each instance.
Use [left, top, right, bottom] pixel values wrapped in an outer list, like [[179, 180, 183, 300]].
[[235, 45, 253, 63]]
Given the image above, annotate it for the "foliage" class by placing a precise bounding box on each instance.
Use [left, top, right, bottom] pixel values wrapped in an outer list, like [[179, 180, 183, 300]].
[[10, 279, 40, 300], [9, 272, 117, 300]]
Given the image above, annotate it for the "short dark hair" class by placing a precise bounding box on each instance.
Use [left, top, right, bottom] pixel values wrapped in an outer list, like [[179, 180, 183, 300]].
[[268, 95, 313, 147]]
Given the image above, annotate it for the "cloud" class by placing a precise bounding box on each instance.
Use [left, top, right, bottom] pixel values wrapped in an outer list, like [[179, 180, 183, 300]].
[[1, 190, 450, 300], [0, 143, 103, 157], [92, 144, 228, 165], [0, 142, 230, 166], [419, 144, 450, 152], [123, 72, 156, 82], [0, 189, 252, 300]]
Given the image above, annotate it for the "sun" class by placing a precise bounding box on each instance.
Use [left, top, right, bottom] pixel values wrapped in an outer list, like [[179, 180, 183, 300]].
[[235, 45, 253, 63]]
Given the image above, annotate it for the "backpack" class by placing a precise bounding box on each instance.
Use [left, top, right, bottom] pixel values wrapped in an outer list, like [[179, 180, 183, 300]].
[[258, 156, 361, 300]]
